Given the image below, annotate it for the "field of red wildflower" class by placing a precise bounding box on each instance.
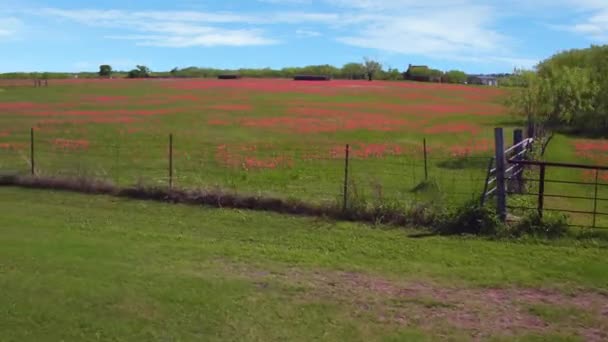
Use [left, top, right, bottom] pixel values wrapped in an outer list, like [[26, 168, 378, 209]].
[[0, 78, 521, 204]]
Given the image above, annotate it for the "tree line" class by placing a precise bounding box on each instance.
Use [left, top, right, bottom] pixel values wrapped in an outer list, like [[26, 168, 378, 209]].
[[1, 59, 470, 83], [509, 45, 608, 136]]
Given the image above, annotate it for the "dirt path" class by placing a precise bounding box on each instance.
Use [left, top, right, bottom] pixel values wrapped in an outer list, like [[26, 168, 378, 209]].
[[214, 262, 608, 341]]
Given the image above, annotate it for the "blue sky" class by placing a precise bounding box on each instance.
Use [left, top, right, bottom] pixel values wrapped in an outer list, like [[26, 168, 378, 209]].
[[0, 0, 606, 73]]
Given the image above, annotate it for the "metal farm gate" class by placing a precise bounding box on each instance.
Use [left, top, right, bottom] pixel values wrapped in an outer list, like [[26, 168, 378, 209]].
[[481, 127, 608, 229]]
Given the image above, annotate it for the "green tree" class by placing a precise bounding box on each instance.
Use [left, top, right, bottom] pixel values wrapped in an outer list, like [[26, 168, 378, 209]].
[[341, 62, 366, 80], [444, 70, 467, 84], [128, 65, 151, 79], [507, 71, 551, 129], [406, 66, 443, 81], [99, 65, 113, 77], [363, 57, 382, 81], [383, 67, 402, 81], [499, 68, 531, 87], [509, 45, 607, 135]]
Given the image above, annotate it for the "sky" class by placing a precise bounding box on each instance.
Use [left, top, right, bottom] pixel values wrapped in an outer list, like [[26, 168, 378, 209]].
[[0, 0, 607, 73]]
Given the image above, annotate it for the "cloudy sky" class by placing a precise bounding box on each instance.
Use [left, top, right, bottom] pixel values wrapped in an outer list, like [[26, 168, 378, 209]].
[[0, 0, 606, 73]]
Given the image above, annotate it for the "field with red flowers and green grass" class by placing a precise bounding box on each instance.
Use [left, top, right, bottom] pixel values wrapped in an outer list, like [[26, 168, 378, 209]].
[[2, 78, 608, 341], [0, 78, 606, 225], [0, 79, 510, 201]]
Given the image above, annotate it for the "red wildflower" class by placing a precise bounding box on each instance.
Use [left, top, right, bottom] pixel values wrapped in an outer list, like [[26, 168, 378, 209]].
[[52, 138, 90, 151]]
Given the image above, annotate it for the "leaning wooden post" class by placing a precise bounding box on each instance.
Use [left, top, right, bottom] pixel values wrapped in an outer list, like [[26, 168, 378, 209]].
[[494, 128, 507, 222]]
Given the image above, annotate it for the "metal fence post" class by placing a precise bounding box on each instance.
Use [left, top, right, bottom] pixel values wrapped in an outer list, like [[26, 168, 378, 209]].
[[423, 138, 428, 181], [30, 128, 35, 176], [169, 133, 173, 190], [538, 164, 546, 218], [494, 128, 507, 222], [343, 144, 350, 212]]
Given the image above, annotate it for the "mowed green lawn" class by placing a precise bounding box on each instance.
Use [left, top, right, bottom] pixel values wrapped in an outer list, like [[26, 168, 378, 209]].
[[1, 187, 607, 341]]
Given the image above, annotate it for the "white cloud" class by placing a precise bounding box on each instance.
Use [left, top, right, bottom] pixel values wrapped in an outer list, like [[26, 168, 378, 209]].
[[338, 11, 504, 54], [37, 7, 342, 47], [327, 0, 463, 10], [525, 0, 608, 42], [258, 0, 312, 4], [32, 3, 541, 68], [43, 8, 277, 47], [40, 8, 337, 26], [331, 1, 519, 64], [296, 29, 321, 37], [40, 8, 278, 47], [569, 9, 608, 42], [108, 29, 277, 47], [0, 17, 21, 39]]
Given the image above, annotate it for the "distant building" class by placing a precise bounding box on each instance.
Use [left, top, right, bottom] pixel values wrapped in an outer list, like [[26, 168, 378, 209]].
[[404, 64, 442, 83], [467, 75, 498, 86]]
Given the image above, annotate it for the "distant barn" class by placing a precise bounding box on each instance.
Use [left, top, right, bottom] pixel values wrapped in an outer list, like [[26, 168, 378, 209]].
[[218, 74, 242, 80], [293, 75, 331, 81], [467, 75, 498, 87]]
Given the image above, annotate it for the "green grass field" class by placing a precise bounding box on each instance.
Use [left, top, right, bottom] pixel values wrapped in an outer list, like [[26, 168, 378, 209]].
[[2, 79, 608, 340], [0, 79, 513, 206], [1, 78, 606, 227], [1, 187, 607, 341]]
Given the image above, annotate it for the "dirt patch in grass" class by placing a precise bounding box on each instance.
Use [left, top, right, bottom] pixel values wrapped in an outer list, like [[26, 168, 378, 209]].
[[217, 263, 608, 341]]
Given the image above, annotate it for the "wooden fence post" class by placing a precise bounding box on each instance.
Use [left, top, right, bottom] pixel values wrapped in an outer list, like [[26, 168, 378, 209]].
[[494, 128, 507, 222], [343, 144, 350, 212]]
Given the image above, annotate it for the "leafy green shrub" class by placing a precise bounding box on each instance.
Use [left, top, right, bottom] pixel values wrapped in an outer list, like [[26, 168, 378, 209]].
[[508, 211, 568, 239], [436, 201, 501, 236]]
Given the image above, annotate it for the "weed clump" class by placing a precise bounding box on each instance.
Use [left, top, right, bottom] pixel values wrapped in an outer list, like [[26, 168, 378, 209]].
[[435, 200, 501, 236], [505, 211, 568, 239]]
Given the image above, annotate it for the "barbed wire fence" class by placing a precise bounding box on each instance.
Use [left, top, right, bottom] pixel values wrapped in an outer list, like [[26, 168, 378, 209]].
[[1, 128, 495, 210]]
